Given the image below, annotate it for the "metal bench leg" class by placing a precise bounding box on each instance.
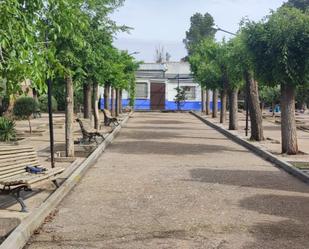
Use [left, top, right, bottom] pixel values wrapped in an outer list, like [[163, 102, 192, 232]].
[[52, 179, 60, 188], [13, 191, 27, 213]]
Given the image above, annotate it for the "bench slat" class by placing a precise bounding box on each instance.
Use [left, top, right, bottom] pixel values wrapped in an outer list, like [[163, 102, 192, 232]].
[[0, 159, 39, 168], [0, 148, 36, 154], [0, 168, 64, 186], [0, 152, 37, 160], [0, 161, 40, 173], [0, 169, 28, 180], [0, 158, 38, 167]]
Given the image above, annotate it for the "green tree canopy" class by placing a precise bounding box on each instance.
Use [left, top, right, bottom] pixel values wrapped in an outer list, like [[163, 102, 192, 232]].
[[243, 7, 309, 87], [183, 13, 216, 54]]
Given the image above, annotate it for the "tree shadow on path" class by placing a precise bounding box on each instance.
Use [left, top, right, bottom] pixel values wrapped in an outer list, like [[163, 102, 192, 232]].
[[189, 168, 309, 193], [110, 141, 246, 156], [121, 131, 229, 141], [239, 194, 309, 249]]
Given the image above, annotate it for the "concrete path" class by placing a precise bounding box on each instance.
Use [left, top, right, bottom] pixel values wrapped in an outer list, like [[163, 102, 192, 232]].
[[25, 113, 309, 249]]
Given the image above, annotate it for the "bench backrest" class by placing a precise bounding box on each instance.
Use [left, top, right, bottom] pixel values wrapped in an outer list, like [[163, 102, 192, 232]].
[[76, 119, 88, 133], [0, 146, 39, 180], [103, 109, 113, 119]]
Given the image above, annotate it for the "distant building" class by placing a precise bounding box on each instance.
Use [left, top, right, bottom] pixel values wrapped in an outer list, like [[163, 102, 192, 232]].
[[122, 62, 204, 111], [100, 61, 219, 111]]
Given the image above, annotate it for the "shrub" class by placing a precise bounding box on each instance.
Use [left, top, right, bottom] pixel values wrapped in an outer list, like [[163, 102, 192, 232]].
[[0, 117, 16, 142], [13, 96, 38, 133], [38, 95, 58, 112]]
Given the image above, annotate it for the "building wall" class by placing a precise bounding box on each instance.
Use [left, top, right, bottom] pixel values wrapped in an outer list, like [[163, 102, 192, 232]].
[[99, 82, 220, 111]]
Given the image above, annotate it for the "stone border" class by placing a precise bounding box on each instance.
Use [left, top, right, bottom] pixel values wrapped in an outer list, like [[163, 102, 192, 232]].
[[0, 113, 132, 249], [190, 111, 309, 184]]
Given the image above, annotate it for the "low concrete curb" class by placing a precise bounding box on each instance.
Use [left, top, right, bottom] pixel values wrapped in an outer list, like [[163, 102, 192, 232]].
[[0, 113, 132, 249], [190, 111, 309, 184]]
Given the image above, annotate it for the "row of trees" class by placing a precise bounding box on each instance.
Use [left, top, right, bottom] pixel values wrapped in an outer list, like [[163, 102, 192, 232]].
[[185, 0, 309, 155], [0, 0, 138, 157]]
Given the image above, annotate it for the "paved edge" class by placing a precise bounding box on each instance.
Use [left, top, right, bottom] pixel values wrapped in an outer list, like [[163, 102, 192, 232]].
[[190, 111, 309, 184], [0, 113, 132, 249]]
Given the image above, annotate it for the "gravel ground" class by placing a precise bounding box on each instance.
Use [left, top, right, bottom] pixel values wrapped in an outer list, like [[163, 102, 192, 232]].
[[25, 112, 309, 249]]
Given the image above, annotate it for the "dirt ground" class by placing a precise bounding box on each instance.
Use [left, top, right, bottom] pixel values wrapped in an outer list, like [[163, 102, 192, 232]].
[[25, 112, 309, 249]]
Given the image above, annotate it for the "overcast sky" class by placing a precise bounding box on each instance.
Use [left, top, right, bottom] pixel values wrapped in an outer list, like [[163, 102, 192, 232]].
[[111, 0, 286, 62]]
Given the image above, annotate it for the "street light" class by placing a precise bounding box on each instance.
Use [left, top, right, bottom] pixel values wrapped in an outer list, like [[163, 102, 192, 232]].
[[213, 25, 237, 36], [128, 51, 140, 56]]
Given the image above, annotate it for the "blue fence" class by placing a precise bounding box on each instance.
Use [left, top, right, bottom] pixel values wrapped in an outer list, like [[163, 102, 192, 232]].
[[100, 98, 221, 111]]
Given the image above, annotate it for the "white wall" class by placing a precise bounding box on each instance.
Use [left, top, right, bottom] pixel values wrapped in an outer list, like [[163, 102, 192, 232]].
[[166, 82, 202, 102]]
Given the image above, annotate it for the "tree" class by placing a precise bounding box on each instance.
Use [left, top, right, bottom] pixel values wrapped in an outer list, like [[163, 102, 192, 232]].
[[13, 96, 38, 133], [225, 39, 244, 130], [189, 39, 221, 118], [283, 0, 309, 11], [185, 13, 217, 113], [155, 45, 171, 63], [0, 1, 44, 102], [244, 7, 309, 154], [259, 86, 280, 115], [184, 13, 216, 53], [174, 87, 186, 111], [231, 30, 265, 141]]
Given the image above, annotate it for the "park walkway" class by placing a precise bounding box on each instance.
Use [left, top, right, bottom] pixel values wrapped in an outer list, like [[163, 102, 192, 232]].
[[25, 112, 309, 249]]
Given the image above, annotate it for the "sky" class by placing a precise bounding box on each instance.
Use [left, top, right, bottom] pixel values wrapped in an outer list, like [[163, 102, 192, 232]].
[[111, 0, 286, 62]]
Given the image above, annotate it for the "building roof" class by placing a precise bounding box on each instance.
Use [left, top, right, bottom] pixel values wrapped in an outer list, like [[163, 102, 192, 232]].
[[137, 62, 194, 82], [165, 62, 191, 75], [139, 63, 167, 71]]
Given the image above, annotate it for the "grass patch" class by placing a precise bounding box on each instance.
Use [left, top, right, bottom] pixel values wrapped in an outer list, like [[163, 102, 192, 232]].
[[290, 161, 309, 169]]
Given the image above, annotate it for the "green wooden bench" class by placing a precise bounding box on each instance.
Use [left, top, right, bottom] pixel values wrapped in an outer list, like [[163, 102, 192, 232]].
[[0, 146, 64, 212]]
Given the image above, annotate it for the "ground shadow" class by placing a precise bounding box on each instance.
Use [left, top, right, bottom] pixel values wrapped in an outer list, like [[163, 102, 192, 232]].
[[240, 194, 309, 220], [125, 126, 210, 131], [189, 168, 309, 193], [121, 131, 228, 141], [39, 143, 66, 153], [137, 119, 196, 125], [239, 194, 309, 249], [262, 125, 281, 131], [0, 189, 41, 210], [110, 141, 246, 156], [241, 220, 309, 249]]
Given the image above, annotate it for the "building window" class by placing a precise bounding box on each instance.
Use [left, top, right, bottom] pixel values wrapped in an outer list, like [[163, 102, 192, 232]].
[[136, 82, 148, 99], [182, 86, 196, 100]]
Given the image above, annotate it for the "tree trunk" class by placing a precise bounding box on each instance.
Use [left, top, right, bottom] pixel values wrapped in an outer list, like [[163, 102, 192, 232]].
[[206, 89, 210, 115], [92, 81, 100, 130], [228, 89, 238, 130], [111, 87, 116, 116], [201, 89, 206, 113], [32, 88, 38, 103], [281, 84, 298, 154], [28, 117, 32, 134], [220, 89, 227, 124], [272, 102, 275, 117], [65, 76, 74, 157], [244, 70, 264, 141], [83, 83, 92, 119], [212, 89, 218, 118], [104, 84, 110, 110], [115, 88, 120, 117], [119, 89, 123, 114]]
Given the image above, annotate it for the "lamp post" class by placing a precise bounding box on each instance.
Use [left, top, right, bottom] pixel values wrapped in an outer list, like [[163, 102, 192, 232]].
[[45, 19, 55, 168], [128, 51, 140, 56]]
